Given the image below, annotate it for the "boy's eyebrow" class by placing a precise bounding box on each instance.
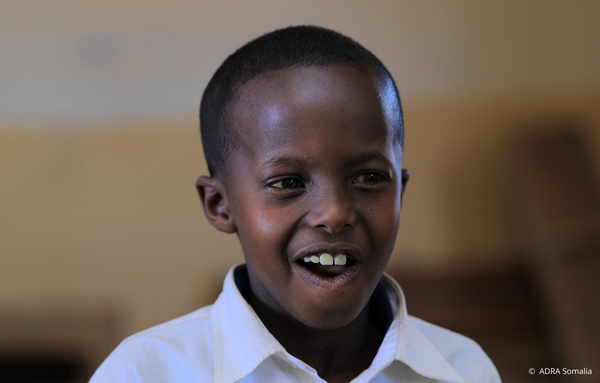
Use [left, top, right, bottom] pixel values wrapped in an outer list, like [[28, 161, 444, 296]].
[[261, 156, 308, 169], [261, 151, 392, 170], [344, 151, 392, 168]]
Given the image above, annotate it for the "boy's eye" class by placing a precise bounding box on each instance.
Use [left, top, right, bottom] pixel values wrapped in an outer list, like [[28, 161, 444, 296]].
[[270, 178, 304, 189], [353, 172, 384, 184]]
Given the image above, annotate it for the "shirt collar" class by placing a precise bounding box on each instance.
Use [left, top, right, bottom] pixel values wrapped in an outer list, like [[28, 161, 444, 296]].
[[212, 264, 466, 383], [366, 273, 467, 383], [212, 265, 286, 383]]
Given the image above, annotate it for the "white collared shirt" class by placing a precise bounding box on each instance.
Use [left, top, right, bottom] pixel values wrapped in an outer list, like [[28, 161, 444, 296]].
[[90, 265, 501, 383]]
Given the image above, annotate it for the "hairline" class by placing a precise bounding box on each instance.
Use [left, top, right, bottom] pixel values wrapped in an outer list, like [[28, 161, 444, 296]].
[[214, 63, 402, 183]]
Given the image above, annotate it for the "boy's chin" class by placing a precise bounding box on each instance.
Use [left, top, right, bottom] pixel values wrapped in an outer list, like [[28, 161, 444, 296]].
[[247, 263, 375, 330]]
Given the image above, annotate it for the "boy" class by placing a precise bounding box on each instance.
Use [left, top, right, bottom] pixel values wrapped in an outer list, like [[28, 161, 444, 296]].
[[91, 26, 501, 383]]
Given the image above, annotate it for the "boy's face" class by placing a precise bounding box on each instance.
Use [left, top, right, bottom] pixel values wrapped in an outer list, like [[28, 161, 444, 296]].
[[202, 65, 403, 329]]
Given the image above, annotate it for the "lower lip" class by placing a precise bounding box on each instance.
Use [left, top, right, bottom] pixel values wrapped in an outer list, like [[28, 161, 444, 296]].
[[292, 261, 361, 289]]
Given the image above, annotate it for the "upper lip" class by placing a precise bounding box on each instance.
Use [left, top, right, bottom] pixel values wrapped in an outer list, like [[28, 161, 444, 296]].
[[291, 243, 363, 263]]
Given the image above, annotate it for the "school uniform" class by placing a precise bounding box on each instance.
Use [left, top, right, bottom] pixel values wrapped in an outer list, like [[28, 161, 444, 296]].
[[90, 264, 501, 383]]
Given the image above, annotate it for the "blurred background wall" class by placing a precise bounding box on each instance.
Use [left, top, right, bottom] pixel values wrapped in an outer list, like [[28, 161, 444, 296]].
[[1, 0, 600, 380]]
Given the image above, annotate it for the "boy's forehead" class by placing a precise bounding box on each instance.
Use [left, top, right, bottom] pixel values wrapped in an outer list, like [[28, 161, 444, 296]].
[[229, 65, 400, 151]]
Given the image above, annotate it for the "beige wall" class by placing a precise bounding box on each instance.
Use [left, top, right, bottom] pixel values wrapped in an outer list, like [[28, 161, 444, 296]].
[[1, 127, 241, 333], [1, 1, 600, 334], [2, 0, 599, 122]]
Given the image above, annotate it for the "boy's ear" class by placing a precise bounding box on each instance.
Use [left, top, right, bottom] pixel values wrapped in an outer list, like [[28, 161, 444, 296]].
[[195, 176, 237, 234], [401, 168, 410, 203]]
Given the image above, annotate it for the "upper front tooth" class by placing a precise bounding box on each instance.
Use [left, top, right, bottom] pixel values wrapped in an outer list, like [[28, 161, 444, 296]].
[[310, 255, 320, 263], [320, 253, 333, 265], [334, 254, 347, 265]]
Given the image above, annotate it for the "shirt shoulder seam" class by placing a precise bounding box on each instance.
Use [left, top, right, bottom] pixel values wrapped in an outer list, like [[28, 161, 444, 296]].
[[93, 308, 213, 382]]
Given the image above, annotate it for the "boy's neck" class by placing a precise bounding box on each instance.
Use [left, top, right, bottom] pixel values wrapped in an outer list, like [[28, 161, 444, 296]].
[[251, 293, 383, 383], [235, 266, 386, 383]]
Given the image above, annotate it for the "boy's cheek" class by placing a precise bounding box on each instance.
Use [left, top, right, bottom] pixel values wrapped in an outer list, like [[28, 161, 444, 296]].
[[235, 205, 298, 261]]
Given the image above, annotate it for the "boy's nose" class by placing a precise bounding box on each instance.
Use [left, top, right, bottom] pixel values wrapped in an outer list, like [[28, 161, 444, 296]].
[[307, 188, 357, 234]]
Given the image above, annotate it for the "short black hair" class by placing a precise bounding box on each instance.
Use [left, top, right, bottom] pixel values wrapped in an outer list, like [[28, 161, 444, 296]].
[[200, 25, 403, 177]]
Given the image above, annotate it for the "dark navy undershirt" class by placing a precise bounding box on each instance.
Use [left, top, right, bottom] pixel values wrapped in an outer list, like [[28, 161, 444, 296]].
[[234, 265, 393, 338]]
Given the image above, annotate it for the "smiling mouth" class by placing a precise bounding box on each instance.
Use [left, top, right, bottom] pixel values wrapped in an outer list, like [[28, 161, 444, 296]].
[[295, 252, 359, 279]]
